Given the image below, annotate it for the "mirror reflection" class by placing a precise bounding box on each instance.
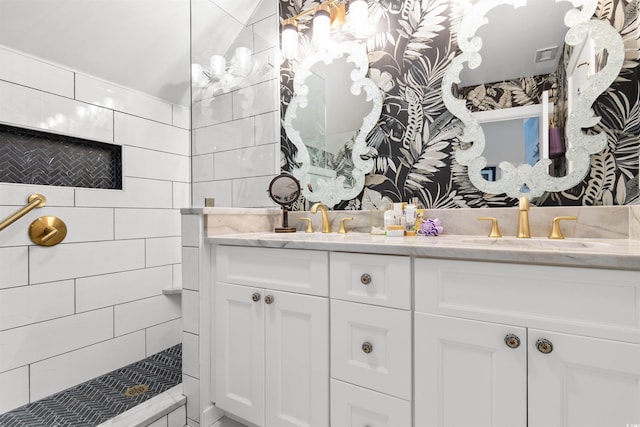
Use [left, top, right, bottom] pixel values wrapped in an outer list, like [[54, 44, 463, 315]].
[[443, 0, 624, 198], [284, 41, 383, 208]]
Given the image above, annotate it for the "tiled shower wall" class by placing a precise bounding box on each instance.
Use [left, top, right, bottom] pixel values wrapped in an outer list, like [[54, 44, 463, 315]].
[[190, 0, 280, 208], [0, 46, 188, 414]]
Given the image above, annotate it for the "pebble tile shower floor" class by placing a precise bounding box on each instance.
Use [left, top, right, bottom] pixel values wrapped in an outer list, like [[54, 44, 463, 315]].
[[0, 344, 182, 427]]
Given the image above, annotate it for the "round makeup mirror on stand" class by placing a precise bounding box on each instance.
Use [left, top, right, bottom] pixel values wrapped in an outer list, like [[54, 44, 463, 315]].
[[268, 173, 301, 233]]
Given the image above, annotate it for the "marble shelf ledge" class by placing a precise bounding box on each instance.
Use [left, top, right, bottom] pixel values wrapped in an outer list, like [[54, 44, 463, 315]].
[[208, 232, 640, 271], [162, 287, 182, 296]]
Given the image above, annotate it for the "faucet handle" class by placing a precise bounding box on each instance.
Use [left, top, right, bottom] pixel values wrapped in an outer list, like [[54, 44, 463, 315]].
[[338, 217, 354, 234], [477, 217, 502, 238], [299, 217, 314, 233], [548, 216, 577, 240]]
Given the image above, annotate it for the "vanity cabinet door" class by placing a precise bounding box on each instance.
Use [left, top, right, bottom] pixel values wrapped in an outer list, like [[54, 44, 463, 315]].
[[415, 313, 527, 427], [215, 283, 265, 427], [265, 290, 329, 427], [528, 330, 640, 427]]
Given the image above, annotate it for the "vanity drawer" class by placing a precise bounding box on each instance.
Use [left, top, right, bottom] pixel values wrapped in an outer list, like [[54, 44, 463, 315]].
[[216, 245, 328, 296], [331, 379, 411, 427], [331, 299, 411, 399], [330, 252, 411, 309], [414, 258, 640, 343]]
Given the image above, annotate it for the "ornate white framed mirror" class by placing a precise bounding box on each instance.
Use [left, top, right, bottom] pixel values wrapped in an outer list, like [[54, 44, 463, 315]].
[[442, 0, 624, 199], [283, 40, 383, 208]]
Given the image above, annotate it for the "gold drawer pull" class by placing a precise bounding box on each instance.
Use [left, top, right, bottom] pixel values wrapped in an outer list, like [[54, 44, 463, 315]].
[[504, 334, 521, 349], [265, 295, 274, 304], [536, 338, 553, 354], [361, 341, 373, 354], [360, 273, 372, 285], [251, 292, 261, 302]]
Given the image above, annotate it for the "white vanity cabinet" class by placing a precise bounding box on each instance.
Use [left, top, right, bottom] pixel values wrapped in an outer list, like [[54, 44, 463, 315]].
[[414, 258, 640, 427], [214, 246, 329, 427], [329, 252, 413, 427]]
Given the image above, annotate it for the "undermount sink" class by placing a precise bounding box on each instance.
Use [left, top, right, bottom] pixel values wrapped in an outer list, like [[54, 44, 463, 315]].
[[460, 237, 612, 250]]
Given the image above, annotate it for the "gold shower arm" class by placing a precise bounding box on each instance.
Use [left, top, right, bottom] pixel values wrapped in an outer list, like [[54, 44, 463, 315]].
[[0, 193, 47, 231]]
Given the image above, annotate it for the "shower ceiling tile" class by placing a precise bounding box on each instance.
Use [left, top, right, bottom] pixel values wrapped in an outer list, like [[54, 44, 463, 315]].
[[0, 46, 74, 97]]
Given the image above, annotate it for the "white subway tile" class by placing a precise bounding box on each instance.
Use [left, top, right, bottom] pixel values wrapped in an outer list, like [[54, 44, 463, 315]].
[[193, 118, 254, 155], [75, 177, 174, 208], [75, 74, 172, 124], [192, 93, 232, 128], [233, 176, 277, 208], [182, 247, 200, 291], [192, 154, 215, 182], [146, 237, 182, 267], [182, 332, 199, 379], [253, 15, 278, 52], [114, 295, 181, 336], [0, 183, 75, 206], [214, 144, 276, 180], [124, 147, 190, 183], [168, 405, 187, 427], [254, 111, 278, 146], [29, 240, 145, 284], [0, 366, 29, 413], [114, 209, 181, 239], [76, 266, 172, 313], [181, 214, 202, 248], [173, 182, 191, 209], [146, 319, 182, 356], [114, 113, 190, 156], [192, 181, 232, 208], [172, 264, 183, 288], [148, 417, 168, 427], [0, 308, 113, 372], [182, 290, 200, 334], [0, 206, 115, 247], [0, 280, 74, 331], [173, 105, 191, 129], [0, 80, 114, 142], [183, 374, 200, 422], [30, 331, 145, 401], [0, 46, 74, 97], [0, 247, 28, 288], [232, 79, 277, 120]]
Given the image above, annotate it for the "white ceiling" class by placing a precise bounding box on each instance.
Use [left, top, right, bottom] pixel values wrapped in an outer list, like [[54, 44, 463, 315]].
[[0, 0, 264, 106], [459, 0, 573, 87]]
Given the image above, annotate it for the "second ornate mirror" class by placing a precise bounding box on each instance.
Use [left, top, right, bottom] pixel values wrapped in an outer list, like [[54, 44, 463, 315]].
[[284, 41, 383, 208], [442, 0, 624, 199]]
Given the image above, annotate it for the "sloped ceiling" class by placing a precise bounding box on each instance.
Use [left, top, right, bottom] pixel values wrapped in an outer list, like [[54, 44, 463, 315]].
[[0, 0, 192, 105]]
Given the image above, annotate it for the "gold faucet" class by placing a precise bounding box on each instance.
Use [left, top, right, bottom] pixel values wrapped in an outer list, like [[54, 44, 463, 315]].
[[516, 197, 531, 238], [310, 203, 331, 233]]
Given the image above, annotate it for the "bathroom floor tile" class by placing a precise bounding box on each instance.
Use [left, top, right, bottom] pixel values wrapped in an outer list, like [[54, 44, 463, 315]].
[[0, 344, 181, 427]]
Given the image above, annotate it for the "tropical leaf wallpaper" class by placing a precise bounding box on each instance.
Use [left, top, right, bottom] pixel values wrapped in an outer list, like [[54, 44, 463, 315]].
[[280, 0, 640, 209]]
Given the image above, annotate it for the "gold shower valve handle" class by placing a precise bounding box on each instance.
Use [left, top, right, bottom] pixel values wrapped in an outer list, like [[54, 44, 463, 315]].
[[29, 216, 67, 247], [548, 216, 577, 240], [477, 217, 502, 238]]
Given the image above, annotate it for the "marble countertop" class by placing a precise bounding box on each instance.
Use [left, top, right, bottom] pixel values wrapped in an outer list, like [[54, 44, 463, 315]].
[[209, 232, 640, 271]]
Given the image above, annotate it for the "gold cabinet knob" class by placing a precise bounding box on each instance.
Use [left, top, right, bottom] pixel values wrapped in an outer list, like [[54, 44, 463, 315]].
[[360, 273, 372, 285], [265, 295, 274, 304], [548, 216, 577, 239], [338, 217, 354, 234], [477, 217, 502, 238], [504, 334, 521, 349], [536, 338, 554, 354], [361, 341, 373, 354], [251, 292, 261, 302]]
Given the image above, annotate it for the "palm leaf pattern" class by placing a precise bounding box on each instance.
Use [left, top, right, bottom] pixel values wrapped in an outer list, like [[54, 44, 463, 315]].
[[280, 0, 639, 209]]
